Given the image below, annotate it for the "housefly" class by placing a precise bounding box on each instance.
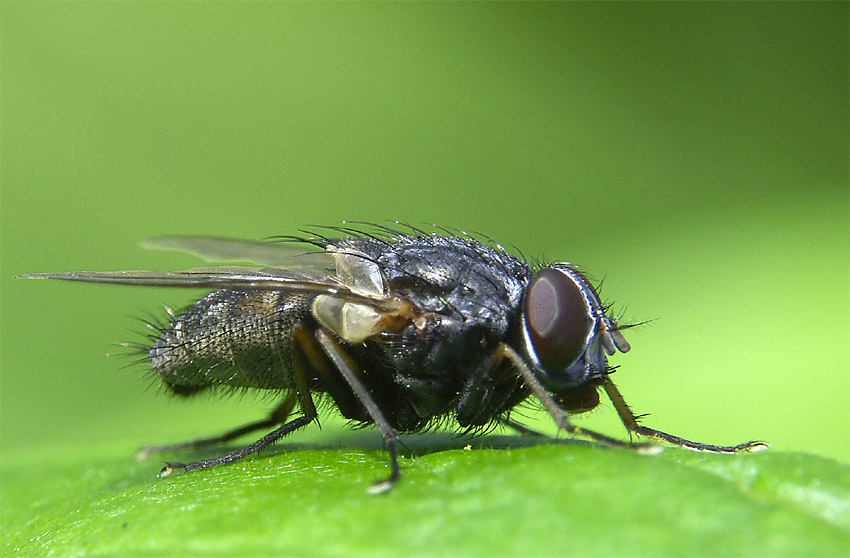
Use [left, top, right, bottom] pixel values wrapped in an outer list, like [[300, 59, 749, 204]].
[[19, 224, 767, 493]]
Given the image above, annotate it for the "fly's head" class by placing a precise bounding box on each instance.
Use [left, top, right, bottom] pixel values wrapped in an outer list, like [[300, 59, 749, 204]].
[[520, 265, 631, 392]]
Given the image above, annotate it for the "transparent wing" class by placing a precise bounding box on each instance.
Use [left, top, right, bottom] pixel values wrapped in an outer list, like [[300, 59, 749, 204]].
[[18, 266, 401, 312], [143, 235, 334, 270]]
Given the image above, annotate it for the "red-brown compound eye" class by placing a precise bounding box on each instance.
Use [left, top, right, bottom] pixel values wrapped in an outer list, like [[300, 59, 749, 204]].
[[525, 268, 592, 373]]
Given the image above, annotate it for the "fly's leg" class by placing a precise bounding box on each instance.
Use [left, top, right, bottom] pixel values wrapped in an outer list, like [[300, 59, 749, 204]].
[[158, 324, 321, 476], [601, 378, 769, 453], [158, 414, 314, 476], [314, 329, 401, 494], [136, 394, 297, 459], [497, 343, 658, 452], [457, 345, 523, 429]]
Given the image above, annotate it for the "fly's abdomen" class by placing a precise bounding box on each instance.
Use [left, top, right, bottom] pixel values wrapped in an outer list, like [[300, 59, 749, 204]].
[[149, 290, 314, 393]]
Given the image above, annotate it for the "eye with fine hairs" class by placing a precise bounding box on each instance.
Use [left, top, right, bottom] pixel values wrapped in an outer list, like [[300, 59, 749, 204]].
[[524, 268, 592, 372]]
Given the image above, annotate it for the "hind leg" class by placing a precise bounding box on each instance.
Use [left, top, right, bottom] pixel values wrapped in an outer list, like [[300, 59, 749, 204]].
[[157, 324, 323, 475], [136, 393, 297, 459]]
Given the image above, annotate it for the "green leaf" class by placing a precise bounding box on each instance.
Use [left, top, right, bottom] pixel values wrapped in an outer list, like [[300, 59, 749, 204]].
[[3, 436, 848, 557]]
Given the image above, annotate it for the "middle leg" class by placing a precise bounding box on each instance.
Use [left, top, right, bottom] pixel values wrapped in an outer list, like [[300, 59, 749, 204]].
[[314, 328, 402, 494]]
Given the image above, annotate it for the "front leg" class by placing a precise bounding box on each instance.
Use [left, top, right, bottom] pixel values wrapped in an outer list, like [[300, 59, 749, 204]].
[[456, 347, 522, 429], [601, 378, 769, 453], [497, 343, 659, 451]]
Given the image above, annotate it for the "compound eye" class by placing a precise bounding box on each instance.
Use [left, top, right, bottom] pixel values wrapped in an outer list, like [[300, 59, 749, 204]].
[[525, 269, 592, 372]]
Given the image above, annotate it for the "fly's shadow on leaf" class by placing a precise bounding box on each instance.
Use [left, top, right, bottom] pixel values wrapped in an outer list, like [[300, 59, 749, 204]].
[[138, 429, 589, 466]]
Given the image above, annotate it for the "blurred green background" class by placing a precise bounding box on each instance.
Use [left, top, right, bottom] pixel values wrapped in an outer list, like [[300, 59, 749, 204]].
[[2, 0, 847, 509]]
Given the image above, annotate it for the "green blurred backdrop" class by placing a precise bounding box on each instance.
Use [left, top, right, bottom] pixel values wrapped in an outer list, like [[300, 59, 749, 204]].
[[2, 0, 847, 476]]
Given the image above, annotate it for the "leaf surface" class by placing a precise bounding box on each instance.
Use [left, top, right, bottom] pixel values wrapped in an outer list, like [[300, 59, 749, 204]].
[[3, 437, 847, 557]]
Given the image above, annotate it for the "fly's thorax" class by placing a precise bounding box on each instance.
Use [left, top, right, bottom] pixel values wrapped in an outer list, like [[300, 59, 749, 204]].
[[318, 235, 530, 383], [336, 235, 528, 323]]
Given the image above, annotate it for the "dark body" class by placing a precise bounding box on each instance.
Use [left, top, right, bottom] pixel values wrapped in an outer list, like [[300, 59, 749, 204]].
[[22, 227, 766, 492], [151, 236, 532, 432]]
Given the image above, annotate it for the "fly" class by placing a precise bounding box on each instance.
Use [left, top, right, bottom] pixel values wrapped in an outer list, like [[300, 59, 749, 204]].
[[18, 224, 768, 493]]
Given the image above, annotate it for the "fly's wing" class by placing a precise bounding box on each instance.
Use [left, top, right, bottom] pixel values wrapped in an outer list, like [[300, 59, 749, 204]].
[[18, 266, 402, 312], [141, 236, 390, 300], [143, 235, 335, 270], [20, 236, 416, 338]]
